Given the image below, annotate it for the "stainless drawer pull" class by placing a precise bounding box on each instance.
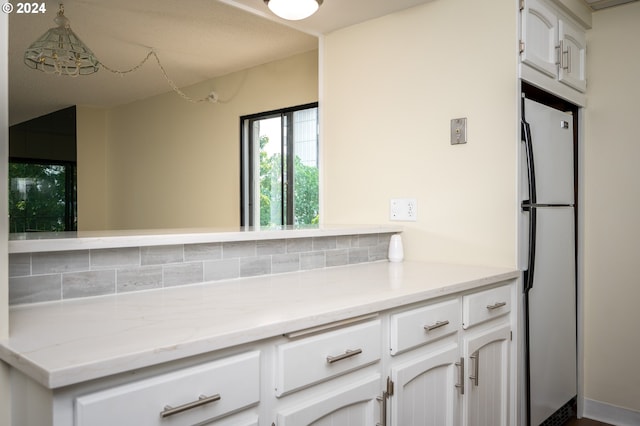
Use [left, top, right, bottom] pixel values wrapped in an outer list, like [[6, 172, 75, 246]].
[[326, 348, 362, 364], [455, 357, 465, 395], [160, 393, 221, 418], [424, 320, 450, 332], [486, 301, 507, 310], [469, 352, 479, 387]]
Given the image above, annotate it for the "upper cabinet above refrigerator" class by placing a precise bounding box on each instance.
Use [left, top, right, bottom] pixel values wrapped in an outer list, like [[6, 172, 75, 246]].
[[520, 0, 588, 104]]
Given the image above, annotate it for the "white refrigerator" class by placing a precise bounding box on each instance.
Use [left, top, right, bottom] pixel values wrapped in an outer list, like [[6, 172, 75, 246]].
[[520, 96, 577, 426]]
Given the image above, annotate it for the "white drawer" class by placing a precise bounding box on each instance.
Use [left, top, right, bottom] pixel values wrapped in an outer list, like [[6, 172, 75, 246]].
[[462, 284, 511, 329], [275, 320, 382, 396], [75, 351, 260, 426], [390, 298, 460, 355]]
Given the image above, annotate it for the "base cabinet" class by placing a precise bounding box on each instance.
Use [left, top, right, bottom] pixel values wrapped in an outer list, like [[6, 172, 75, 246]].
[[274, 375, 382, 426], [389, 344, 461, 426], [462, 325, 512, 426]]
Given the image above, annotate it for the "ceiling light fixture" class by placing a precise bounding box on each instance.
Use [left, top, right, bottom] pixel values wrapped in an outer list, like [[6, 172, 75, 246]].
[[23, 3, 219, 103], [24, 3, 99, 76], [263, 0, 323, 20]]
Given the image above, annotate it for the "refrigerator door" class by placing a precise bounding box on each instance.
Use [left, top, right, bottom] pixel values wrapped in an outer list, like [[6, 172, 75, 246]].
[[528, 206, 577, 426], [524, 98, 574, 204]]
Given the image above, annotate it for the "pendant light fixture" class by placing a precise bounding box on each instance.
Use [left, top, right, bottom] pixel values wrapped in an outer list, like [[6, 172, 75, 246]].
[[24, 4, 99, 76], [22, 3, 219, 103], [263, 0, 323, 20]]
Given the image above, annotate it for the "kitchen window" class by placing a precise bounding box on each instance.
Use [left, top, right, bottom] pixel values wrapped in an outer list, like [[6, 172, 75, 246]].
[[241, 103, 319, 227]]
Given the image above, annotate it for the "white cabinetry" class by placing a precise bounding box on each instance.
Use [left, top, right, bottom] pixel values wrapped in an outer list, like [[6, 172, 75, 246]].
[[520, 0, 587, 95], [385, 284, 513, 426], [7, 280, 516, 426], [461, 285, 512, 426], [273, 319, 383, 425], [75, 351, 260, 426]]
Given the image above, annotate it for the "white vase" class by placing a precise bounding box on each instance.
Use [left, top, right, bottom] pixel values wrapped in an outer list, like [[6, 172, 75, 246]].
[[388, 234, 404, 262]]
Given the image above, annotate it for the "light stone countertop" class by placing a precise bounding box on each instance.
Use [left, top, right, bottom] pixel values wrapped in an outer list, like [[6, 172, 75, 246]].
[[8, 224, 403, 253], [0, 261, 519, 390]]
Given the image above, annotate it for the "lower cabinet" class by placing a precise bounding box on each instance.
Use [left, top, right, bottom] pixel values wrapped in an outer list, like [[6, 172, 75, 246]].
[[274, 374, 382, 425], [462, 325, 511, 426], [385, 283, 514, 426], [389, 343, 461, 426]]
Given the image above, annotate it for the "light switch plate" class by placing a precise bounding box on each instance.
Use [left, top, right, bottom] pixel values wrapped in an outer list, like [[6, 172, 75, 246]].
[[451, 117, 467, 145], [390, 198, 417, 221]]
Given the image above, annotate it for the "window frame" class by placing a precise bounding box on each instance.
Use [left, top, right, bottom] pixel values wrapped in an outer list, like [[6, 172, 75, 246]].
[[240, 102, 318, 227]]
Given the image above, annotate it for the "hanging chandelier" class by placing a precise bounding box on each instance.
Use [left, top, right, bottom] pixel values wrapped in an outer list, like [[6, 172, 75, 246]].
[[263, 0, 323, 21], [24, 4, 99, 76], [23, 3, 219, 104]]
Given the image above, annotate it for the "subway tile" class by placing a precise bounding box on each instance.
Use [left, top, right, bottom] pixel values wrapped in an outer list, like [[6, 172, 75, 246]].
[[91, 247, 140, 269], [312, 236, 337, 251], [287, 238, 313, 253], [357, 234, 380, 247], [164, 263, 204, 287], [257, 239, 286, 256], [336, 235, 355, 249], [301, 252, 325, 270], [117, 266, 163, 293], [204, 259, 240, 281], [184, 243, 222, 261], [63, 270, 116, 299], [9, 274, 61, 305], [32, 250, 89, 274], [240, 256, 272, 278], [222, 241, 256, 259], [141, 245, 183, 265], [348, 247, 369, 264], [272, 253, 300, 274], [326, 249, 349, 268], [9, 253, 31, 277], [369, 243, 389, 262]]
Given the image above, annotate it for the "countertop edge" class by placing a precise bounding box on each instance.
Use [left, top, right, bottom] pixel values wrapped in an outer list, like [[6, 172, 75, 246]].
[[8, 225, 403, 253]]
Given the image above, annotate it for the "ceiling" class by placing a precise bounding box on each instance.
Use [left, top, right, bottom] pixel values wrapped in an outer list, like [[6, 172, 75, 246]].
[[8, 0, 433, 126]]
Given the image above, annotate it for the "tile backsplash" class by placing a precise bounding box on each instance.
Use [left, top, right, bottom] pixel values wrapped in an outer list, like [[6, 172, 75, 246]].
[[9, 233, 394, 305]]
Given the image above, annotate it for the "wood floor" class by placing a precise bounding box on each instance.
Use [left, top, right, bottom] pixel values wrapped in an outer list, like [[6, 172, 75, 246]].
[[564, 416, 612, 425]]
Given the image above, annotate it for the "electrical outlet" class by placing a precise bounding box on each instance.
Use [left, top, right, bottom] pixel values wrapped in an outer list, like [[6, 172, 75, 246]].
[[390, 198, 417, 221]]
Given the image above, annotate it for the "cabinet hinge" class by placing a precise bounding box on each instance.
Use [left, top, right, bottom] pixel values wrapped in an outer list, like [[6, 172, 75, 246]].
[[386, 376, 395, 397], [510, 330, 513, 341], [519, 40, 525, 54]]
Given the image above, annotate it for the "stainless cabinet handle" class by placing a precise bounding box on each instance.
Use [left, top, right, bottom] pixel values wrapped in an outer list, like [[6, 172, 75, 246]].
[[469, 352, 479, 387], [486, 301, 506, 310], [424, 320, 450, 332], [326, 348, 362, 364], [160, 393, 221, 418], [376, 394, 387, 426], [455, 357, 465, 395]]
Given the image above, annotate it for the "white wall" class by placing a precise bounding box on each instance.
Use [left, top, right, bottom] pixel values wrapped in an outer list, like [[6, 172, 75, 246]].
[[78, 50, 318, 230], [583, 1, 640, 414], [322, 0, 519, 267], [1, 12, 10, 426]]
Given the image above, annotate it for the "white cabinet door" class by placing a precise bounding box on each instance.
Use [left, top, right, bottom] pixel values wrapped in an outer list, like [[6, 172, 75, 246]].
[[462, 325, 511, 426], [389, 343, 461, 426], [275, 374, 381, 426], [520, 0, 587, 94], [558, 18, 587, 92], [521, 0, 558, 77]]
